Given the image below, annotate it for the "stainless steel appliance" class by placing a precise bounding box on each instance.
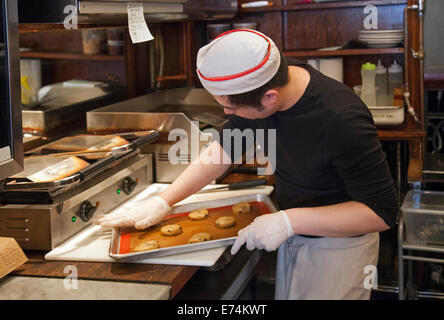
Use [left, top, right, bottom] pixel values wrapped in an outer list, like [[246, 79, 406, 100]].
[[21, 83, 126, 136], [0, 0, 23, 182], [87, 87, 227, 183], [0, 132, 158, 250]]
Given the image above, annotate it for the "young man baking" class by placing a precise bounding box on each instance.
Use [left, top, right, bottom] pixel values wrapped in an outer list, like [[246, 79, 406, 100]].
[[95, 29, 399, 300]]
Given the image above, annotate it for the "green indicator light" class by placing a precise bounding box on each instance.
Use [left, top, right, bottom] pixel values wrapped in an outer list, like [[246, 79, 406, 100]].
[[117, 189, 121, 195], [72, 216, 76, 222]]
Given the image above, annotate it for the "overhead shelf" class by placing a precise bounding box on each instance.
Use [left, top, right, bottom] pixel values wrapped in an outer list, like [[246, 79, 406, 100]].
[[284, 47, 404, 57], [377, 128, 426, 140], [238, 0, 408, 12], [19, 51, 125, 61]]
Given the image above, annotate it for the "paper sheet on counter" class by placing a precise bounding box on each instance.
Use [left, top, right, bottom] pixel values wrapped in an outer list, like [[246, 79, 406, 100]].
[[45, 183, 274, 266]]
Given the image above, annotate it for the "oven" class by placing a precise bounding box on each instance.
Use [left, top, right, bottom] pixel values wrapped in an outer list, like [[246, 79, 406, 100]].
[[0, 0, 23, 182]]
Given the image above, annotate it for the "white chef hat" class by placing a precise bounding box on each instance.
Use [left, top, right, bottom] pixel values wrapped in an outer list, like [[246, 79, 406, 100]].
[[196, 29, 281, 96]]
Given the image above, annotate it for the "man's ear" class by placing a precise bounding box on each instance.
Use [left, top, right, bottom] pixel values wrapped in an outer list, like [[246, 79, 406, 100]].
[[262, 89, 279, 106]]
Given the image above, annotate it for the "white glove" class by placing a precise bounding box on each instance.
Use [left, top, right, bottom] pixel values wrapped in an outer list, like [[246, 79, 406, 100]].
[[230, 211, 294, 255], [93, 195, 171, 229]]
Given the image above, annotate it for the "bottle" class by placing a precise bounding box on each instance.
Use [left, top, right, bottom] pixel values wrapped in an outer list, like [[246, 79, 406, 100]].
[[388, 60, 403, 106], [375, 60, 388, 106], [360, 62, 377, 107]]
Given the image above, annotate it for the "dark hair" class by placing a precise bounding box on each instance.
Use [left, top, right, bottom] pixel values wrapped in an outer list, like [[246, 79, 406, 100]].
[[227, 49, 289, 110]]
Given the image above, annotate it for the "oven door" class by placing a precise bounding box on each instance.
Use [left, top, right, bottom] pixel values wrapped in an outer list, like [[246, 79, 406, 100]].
[[0, 0, 23, 182]]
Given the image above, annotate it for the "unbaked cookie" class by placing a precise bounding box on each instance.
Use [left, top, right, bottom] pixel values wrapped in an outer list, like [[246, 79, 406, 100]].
[[160, 224, 182, 236], [188, 209, 209, 221], [232, 202, 251, 215], [188, 232, 212, 244], [133, 240, 159, 252], [215, 216, 236, 229]]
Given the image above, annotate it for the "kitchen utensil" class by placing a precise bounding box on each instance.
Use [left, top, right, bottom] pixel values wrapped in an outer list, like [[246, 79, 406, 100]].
[[231, 166, 262, 174], [196, 178, 267, 193]]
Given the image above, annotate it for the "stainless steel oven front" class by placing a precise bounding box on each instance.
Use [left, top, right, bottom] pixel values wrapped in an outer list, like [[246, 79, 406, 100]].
[[0, 0, 23, 182]]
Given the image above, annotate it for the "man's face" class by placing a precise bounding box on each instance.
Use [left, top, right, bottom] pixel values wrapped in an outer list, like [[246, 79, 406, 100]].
[[213, 95, 277, 120]]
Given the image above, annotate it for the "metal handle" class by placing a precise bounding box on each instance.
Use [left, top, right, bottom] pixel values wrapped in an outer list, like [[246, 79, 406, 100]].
[[129, 130, 160, 148], [227, 178, 268, 190], [231, 166, 261, 174]]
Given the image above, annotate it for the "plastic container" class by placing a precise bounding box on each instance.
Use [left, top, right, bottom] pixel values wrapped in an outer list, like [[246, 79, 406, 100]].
[[353, 85, 404, 125], [402, 190, 444, 246], [232, 22, 258, 30], [107, 28, 125, 56], [388, 60, 403, 104], [81, 29, 107, 55], [375, 60, 389, 106], [206, 23, 230, 42], [20, 59, 42, 105], [360, 62, 377, 107]]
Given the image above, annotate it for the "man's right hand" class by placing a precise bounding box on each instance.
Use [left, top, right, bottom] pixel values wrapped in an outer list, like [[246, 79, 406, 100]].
[[93, 195, 171, 229]]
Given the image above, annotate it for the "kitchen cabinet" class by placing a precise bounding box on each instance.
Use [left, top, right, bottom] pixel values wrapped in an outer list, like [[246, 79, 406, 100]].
[[18, 22, 194, 99]]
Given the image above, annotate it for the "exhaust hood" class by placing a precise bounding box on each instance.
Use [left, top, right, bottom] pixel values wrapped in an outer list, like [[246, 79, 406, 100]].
[[18, 0, 238, 24]]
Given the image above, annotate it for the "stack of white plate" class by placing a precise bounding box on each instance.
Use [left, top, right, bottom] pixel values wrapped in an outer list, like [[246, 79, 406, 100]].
[[358, 29, 404, 48]]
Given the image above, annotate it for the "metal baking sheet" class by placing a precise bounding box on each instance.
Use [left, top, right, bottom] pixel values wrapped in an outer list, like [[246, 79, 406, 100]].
[[109, 194, 277, 261]]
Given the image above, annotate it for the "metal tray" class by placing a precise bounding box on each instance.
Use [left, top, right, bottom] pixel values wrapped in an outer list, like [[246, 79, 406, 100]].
[[2, 131, 159, 193], [109, 193, 277, 261]]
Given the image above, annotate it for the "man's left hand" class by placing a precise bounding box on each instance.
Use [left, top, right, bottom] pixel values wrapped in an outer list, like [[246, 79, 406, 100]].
[[231, 211, 294, 255]]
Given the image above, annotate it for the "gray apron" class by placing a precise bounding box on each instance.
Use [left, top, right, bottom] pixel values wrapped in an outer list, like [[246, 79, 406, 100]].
[[275, 232, 380, 300]]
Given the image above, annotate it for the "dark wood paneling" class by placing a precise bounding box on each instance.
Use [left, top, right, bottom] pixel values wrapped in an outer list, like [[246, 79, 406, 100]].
[[39, 59, 126, 87], [20, 29, 83, 52], [284, 4, 405, 50], [233, 12, 284, 49], [284, 0, 407, 9]]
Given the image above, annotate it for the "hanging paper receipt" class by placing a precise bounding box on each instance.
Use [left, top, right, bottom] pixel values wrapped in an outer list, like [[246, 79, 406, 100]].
[[127, 3, 154, 44]]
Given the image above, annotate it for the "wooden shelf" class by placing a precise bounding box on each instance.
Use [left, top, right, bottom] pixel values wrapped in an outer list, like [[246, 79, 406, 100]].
[[19, 23, 127, 33], [377, 128, 425, 140], [238, 0, 407, 13], [284, 47, 404, 58], [20, 51, 125, 61], [425, 73, 444, 90]]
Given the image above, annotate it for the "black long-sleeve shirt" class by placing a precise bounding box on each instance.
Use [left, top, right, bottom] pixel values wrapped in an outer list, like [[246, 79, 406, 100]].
[[219, 59, 399, 228]]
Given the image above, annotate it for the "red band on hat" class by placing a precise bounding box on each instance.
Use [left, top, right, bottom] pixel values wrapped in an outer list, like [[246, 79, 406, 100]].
[[197, 29, 271, 82]]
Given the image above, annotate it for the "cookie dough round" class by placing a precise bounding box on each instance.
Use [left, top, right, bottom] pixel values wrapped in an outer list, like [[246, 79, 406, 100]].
[[134, 240, 159, 252], [188, 209, 209, 221], [232, 202, 251, 215], [188, 232, 212, 244], [160, 224, 182, 236], [215, 216, 236, 229]]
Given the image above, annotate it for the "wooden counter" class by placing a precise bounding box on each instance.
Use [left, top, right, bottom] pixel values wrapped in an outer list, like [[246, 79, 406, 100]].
[[12, 251, 198, 299], [10, 168, 275, 299]]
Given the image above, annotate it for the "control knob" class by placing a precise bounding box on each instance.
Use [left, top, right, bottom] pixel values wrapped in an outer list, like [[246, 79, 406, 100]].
[[78, 201, 97, 222], [121, 177, 137, 195]]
